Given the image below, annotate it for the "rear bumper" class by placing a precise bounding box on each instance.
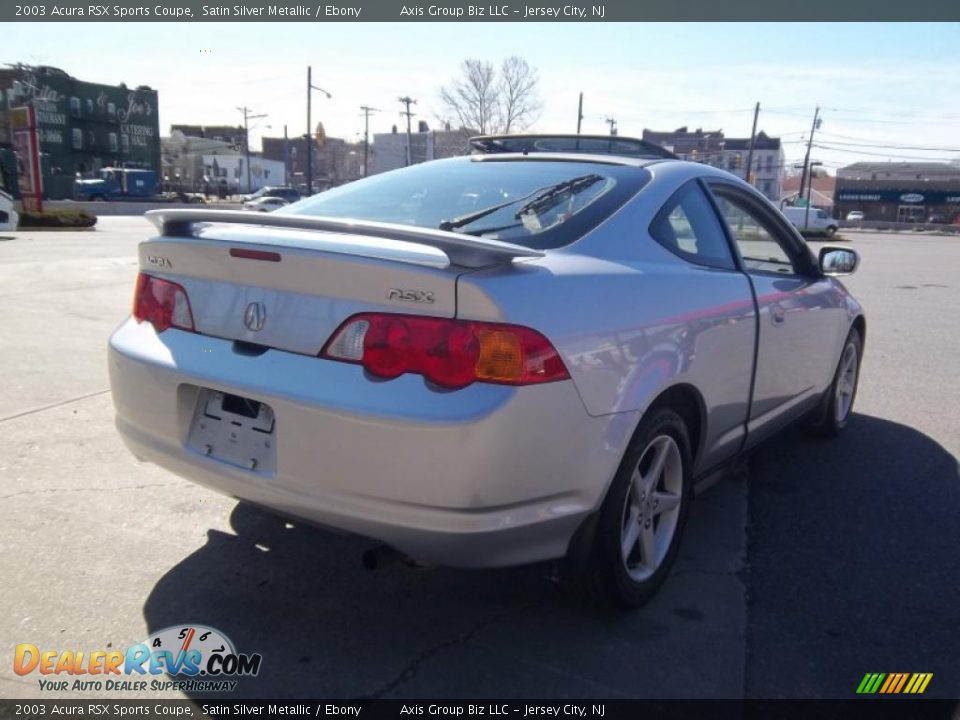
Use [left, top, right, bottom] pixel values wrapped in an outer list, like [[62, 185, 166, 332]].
[[108, 319, 635, 567]]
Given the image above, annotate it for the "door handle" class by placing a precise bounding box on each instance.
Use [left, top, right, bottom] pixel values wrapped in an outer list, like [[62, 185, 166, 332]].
[[770, 306, 786, 325]]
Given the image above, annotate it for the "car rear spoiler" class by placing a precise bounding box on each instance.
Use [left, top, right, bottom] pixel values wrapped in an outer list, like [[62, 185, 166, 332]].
[[145, 209, 544, 269]]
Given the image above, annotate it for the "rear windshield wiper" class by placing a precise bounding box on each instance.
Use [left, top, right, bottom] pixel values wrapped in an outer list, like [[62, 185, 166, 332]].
[[439, 174, 603, 232], [514, 173, 603, 217]]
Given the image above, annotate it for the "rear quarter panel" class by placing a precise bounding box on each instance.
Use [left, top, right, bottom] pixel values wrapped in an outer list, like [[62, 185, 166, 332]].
[[457, 167, 758, 474]]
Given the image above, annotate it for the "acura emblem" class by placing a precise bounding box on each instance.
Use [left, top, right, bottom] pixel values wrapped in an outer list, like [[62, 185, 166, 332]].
[[244, 302, 266, 332]]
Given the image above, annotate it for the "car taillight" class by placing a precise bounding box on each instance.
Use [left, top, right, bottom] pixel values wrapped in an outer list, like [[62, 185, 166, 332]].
[[132, 273, 195, 333], [321, 313, 569, 389]]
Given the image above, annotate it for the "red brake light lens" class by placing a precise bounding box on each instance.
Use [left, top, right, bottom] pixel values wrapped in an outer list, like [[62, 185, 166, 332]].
[[321, 313, 569, 389], [132, 273, 195, 333]]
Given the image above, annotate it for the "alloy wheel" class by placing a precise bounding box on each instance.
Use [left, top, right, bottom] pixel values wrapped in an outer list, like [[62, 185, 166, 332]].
[[620, 434, 684, 582], [835, 343, 859, 423]]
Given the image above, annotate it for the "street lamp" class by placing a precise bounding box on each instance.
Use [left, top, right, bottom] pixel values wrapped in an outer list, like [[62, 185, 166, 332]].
[[306, 66, 332, 195]]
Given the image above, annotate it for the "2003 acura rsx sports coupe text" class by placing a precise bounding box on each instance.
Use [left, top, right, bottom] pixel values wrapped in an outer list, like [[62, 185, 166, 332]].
[[108, 135, 864, 608]]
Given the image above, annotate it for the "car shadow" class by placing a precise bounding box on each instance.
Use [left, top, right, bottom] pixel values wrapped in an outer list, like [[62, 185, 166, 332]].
[[143, 460, 749, 699], [744, 413, 959, 699], [142, 412, 957, 699]]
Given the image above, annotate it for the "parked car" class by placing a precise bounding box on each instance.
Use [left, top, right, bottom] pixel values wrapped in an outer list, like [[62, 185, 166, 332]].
[[243, 197, 289, 212], [781, 206, 840, 237], [240, 186, 300, 204], [109, 134, 865, 609], [0, 187, 17, 231], [927, 213, 948, 224], [846, 210, 865, 221]]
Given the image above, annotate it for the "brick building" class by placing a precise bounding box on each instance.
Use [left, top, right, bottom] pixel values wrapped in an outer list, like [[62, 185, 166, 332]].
[[0, 64, 160, 199]]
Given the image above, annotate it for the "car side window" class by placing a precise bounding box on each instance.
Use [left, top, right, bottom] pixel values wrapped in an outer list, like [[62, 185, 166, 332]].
[[649, 182, 735, 270], [710, 189, 802, 275]]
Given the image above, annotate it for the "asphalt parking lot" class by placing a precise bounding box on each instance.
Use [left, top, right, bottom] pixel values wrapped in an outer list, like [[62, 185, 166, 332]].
[[1, 219, 957, 700]]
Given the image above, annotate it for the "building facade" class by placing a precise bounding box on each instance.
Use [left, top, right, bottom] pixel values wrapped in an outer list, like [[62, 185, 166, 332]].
[[0, 64, 160, 199], [369, 125, 474, 176], [161, 130, 235, 193], [201, 153, 285, 195], [835, 162, 960, 223], [261, 135, 365, 192], [721, 132, 784, 202], [642, 126, 784, 202], [170, 124, 245, 149]]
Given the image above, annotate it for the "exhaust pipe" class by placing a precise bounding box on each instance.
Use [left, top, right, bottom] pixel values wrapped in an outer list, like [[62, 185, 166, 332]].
[[362, 544, 405, 570]]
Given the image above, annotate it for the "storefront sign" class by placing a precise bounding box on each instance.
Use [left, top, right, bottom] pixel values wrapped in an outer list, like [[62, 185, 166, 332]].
[[12, 106, 43, 213], [837, 189, 960, 204]]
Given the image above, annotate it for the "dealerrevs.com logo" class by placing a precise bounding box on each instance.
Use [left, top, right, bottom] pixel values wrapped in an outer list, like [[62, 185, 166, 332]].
[[14, 625, 262, 693]]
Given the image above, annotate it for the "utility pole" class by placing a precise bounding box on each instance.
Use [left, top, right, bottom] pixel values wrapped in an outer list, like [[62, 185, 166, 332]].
[[398, 96, 417, 166], [799, 105, 821, 230], [283, 124, 289, 186], [359, 105, 380, 177], [604, 116, 617, 136], [306, 65, 332, 196], [237, 105, 267, 194], [576, 92, 583, 134], [744, 101, 760, 187]]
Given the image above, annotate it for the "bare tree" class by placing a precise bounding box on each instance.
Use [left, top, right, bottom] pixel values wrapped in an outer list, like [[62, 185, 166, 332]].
[[439, 57, 541, 135], [439, 59, 499, 135], [498, 56, 541, 133]]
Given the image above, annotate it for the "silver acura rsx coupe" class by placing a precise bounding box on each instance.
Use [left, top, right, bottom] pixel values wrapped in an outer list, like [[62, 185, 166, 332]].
[[108, 135, 864, 608]]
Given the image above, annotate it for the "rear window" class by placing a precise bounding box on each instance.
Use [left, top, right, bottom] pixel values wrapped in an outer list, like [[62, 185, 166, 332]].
[[284, 157, 649, 250]]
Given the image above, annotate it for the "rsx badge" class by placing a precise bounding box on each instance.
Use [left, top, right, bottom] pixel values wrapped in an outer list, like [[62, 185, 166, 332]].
[[387, 289, 435, 304]]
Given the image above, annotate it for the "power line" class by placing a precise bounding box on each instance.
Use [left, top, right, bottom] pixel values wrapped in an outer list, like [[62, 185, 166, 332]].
[[812, 144, 958, 162], [816, 134, 960, 152]]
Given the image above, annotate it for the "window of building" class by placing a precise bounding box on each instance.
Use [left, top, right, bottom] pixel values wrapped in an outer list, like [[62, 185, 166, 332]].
[[107, 102, 116, 117], [69, 97, 81, 118], [86, 98, 94, 115], [762, 181, 772, 195], [765, 155, 773, 172], [87, 130, 96, 147], [72, 128, 83, 149], [109, 133, 118, 152], [120, 134, 129, 153]]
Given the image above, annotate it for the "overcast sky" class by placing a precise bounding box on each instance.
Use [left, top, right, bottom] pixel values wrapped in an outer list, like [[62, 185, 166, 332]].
[[7, 22, 960, 172]]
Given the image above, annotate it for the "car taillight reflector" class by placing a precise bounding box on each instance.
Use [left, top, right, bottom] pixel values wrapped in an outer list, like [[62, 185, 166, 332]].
[[132, 273, 195, 333], [321, 313, 569, 389]]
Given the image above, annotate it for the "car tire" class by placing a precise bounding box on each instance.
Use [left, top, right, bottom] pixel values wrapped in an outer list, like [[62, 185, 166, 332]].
[[583, 407, 693, 609], [824, 225, 838, 238], [806, 327, 862, 437]]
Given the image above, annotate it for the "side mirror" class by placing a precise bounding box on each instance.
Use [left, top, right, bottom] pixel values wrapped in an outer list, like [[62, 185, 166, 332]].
[[819, 246, 859, 276]]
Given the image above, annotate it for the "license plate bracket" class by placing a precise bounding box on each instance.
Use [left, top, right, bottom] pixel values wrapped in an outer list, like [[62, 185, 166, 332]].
[[186, 389, 277, 473]]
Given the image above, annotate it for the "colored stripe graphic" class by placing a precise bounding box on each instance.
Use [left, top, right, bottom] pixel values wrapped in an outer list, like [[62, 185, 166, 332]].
[[893, 673, 909, 693], [857, 672, 932, 694]]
